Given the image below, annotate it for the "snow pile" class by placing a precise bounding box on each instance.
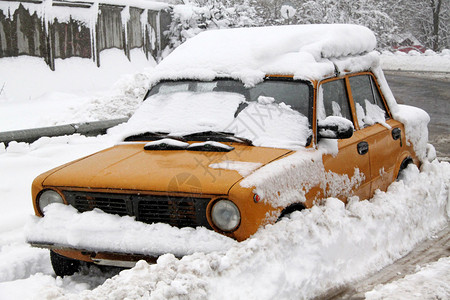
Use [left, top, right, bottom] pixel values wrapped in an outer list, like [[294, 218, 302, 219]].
[[25, 204, 237, 257], [0, 244, 52, 283], [365, 257, 450, 300], [22, 160, 448, 299], [0, 134, 115, 242], [380, 49, 450, 73], [0, 49, 153, 130], [393, 104, 431, 161], [332, 51, 380, 75], [152, 24, 377, 85]]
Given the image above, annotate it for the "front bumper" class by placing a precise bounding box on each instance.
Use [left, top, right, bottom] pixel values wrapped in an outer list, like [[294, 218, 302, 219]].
[[26, 203, 237, 266], [30, 242, 158, 268]]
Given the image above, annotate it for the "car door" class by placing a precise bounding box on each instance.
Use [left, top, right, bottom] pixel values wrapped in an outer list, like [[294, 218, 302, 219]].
[[318, 77, 372, 201], [348, 73, 403, 194]]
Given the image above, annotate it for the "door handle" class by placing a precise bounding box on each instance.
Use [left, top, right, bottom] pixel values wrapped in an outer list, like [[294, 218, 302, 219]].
[[357, 141, 369, 155]]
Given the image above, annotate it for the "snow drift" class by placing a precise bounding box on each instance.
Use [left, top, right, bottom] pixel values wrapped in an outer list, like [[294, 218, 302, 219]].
[[12, 159, 448, 300]]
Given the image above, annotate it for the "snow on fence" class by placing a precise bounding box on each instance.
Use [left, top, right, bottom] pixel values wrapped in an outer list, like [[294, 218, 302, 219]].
[[0, 0, 172, 70]]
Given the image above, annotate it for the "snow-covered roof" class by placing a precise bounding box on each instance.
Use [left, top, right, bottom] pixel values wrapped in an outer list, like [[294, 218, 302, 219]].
[[154, 24, 378, 85]]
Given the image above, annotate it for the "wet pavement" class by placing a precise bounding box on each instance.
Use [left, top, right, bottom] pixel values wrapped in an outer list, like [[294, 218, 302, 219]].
[[385, 71, 450, 160]]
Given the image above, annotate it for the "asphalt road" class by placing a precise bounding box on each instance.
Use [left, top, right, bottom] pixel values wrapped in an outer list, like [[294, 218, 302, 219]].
[[384, 71, 450, 159]]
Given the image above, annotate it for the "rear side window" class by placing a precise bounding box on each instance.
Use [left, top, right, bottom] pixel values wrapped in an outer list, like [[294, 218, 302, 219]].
[[349, 75, 388, 128], [318, 79, 352, 121]]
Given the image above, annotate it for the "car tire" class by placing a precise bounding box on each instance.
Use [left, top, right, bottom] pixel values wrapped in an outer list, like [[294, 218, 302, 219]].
[[277, 203, 305, 221], [396, 157, 413, 181], [50, 250, 81, 277]]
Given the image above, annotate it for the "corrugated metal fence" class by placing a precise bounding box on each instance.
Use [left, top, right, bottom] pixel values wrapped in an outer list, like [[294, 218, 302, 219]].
[[0, 0, 172, 69]]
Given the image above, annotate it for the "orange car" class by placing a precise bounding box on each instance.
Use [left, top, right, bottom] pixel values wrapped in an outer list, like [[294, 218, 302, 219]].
[[27, 25, 424, 276]]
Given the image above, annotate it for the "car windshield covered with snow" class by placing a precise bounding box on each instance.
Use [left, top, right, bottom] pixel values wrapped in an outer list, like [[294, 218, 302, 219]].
[[27, 24, 429, 276], [122, 78, 313, 148]]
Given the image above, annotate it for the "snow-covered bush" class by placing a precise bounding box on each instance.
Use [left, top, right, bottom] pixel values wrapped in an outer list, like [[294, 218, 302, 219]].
[[163, 0, 261, 56], [295, 0, 397, 48]]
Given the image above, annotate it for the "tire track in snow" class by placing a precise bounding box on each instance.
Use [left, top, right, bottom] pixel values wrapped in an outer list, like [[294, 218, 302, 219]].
[[319, 225, 450, 299]]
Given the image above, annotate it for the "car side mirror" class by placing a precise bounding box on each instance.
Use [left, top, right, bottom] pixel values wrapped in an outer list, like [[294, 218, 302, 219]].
[[318, 116, 354, 139]]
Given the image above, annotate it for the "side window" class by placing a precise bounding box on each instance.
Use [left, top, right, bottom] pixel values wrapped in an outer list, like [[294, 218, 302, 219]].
[[318, 79, 352, 121], [349, 75, 388, 128]]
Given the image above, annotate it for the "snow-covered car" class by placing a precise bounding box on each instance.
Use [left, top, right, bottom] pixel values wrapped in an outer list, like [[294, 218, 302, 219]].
[[27, 24, 430, 276]]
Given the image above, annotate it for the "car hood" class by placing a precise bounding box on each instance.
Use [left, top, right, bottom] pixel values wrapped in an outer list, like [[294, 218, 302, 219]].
[[42, 142, 292, 195]]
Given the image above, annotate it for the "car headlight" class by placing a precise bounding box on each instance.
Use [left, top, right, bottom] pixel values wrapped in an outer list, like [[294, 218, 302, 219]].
[[38, 190, 64, 215], [211, 200, 240, 232]]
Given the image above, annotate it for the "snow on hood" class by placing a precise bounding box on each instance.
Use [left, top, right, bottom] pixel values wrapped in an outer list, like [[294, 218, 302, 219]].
[[151, 24, 377, 85]]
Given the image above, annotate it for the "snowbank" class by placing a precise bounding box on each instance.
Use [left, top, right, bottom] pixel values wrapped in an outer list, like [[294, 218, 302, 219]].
[[0, 49, 154, 103], [0, 134, 116, 244], [0, 49, 153, 131], [9, 159, 447, 299], [380, 49, 450, 73]]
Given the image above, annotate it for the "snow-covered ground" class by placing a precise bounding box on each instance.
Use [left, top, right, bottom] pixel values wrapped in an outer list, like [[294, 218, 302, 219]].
[[0, 48, 153, 131], [0, 49, 449, 299], [365, 256, 450, 300]]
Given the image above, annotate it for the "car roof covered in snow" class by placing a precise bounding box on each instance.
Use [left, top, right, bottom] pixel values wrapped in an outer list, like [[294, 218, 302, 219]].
[[152, 24, 379, 86]]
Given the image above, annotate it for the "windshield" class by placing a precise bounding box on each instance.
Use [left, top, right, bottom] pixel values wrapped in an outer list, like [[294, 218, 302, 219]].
[[116, 79, 313, 149], [147, 79, 311, 117]]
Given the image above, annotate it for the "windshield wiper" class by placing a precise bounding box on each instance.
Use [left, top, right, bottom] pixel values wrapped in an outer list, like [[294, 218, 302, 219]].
[[124, 132, 188, 142], [182, 131, 253, 145], [124, 132, 169, 142]]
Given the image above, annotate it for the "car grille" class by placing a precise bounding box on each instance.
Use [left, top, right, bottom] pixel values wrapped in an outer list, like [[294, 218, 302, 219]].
[[62, 191, 211, 229]]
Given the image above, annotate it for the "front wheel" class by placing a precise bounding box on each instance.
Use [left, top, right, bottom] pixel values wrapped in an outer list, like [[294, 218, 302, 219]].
[[396, 157, 413, 181], [50, 250, 81, 277], [277, 203, 305, 221]]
